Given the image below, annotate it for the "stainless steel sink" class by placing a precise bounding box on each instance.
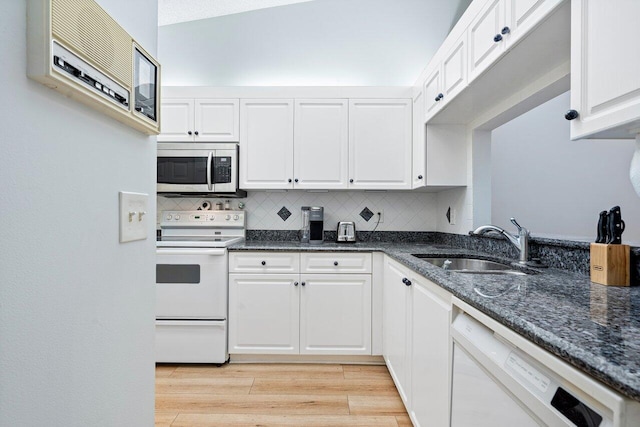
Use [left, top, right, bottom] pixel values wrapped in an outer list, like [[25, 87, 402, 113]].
[[412, 255, 530, 276]]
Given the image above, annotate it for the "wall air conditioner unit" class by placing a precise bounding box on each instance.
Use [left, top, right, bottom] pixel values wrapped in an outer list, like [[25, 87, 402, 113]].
[[27, 0, 161, 135]]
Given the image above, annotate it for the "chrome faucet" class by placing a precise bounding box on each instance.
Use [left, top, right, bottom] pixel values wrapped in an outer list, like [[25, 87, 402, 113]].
[[470, 218, 530, 265]]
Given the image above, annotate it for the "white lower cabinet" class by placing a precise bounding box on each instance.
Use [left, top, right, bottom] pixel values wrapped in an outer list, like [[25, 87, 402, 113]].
[[228, 274, 300, 354], [383, 257, 412, 404], [383, 256, 452, 427], [410, 275, 452, 427], [300, 274, 371, 355], [229, 252, 373, 356]]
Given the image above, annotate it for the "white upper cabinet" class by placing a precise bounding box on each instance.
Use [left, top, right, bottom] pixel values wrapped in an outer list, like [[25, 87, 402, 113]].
[[569, 0, 640, 139], [505, 0, 565, 48], [424, 34, 468, 121], [349, 99, 412, 189], [468, 0, 506, 81], [158, 98, 239, 142], [239, 99, 295, 189], [194, 99, 240, 142], [158, 99, 194, 142], [412, 87, 426, 189], [293, 99, 349, 189]]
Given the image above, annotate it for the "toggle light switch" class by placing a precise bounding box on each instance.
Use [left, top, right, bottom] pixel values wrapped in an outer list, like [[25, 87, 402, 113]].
[[119, 192, 149, 243]]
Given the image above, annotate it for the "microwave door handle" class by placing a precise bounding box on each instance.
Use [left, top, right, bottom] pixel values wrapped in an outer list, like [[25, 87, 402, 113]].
[[207, 151, 213, 191]]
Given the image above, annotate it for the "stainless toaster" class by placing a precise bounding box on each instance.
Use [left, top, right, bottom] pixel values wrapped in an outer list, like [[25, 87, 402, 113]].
[[336, 221, 356, 242]]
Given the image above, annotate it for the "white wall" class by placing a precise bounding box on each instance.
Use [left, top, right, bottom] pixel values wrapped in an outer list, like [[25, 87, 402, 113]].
[[491, 91, 640, 245], [0, 2, 157, 426], [158, 0, 471, 86]]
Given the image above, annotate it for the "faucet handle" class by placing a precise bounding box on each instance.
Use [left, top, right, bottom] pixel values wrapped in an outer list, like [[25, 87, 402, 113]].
[[510, 218, 529, 235]]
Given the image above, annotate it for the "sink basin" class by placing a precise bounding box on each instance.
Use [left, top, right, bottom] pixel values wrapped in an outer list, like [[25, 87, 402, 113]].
[[412, 255, 530, 276]]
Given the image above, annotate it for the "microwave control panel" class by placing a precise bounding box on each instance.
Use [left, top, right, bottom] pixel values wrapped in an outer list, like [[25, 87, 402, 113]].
[[213, 157, 232, 183]]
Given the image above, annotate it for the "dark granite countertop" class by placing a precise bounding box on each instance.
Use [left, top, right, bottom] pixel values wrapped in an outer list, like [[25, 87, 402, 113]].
[[229, 240, 640, 401]]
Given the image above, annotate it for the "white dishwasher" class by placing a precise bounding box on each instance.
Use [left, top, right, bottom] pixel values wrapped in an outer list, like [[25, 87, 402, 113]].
[[450, 300, 640, 427]]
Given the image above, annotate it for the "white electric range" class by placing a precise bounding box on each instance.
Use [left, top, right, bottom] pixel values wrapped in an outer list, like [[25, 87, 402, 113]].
[[155, 210, 245, 364]]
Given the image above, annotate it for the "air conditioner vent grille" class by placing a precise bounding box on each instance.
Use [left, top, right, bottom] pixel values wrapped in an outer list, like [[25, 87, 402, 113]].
[[52, 0, 132, 87]]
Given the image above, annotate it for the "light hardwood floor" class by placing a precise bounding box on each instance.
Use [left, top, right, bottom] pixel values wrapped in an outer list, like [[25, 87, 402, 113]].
[[156, 363, 411, 427]]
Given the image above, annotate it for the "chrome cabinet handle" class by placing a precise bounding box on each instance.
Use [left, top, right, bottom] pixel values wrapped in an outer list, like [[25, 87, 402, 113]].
[[334, 261, 338, 266], [301, 282, 306, 286], [294, 281, 299, 286], [261, 261, 266, 266]]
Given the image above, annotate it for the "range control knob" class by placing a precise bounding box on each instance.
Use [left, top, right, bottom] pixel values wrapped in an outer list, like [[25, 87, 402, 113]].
[[165, 214, 172, 220], [225, 215, 231, 220], [233, 214, 240, 220], [174, 215, 181, 220]]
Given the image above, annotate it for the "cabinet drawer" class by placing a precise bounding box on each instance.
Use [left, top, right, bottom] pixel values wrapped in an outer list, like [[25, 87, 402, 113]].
[[229, 251, 300, 273], [301, 252, 372, 274]]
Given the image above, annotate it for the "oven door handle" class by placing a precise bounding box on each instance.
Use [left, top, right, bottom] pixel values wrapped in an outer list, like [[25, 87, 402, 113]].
[[207, 151, 213, 191], [156, 248, 226, 256]]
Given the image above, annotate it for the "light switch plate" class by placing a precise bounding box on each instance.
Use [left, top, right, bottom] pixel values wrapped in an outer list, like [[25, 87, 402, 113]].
[[119, 191, 149, 243]]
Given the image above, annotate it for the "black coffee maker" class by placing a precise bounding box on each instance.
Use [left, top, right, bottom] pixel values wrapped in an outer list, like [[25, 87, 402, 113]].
[[309, 207, 324, 245]]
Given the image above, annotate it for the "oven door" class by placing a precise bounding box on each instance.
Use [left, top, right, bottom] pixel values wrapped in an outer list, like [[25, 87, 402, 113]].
[[156, 248, 228, 319]]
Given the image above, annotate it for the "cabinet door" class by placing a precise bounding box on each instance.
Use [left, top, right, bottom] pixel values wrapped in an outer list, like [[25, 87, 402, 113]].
[[442, 34, 467, 101], [570, 0, 640, 139], [240, 99, 294, 189], [293, 99, 349, 189], [299, 274, 371, 355], [424, 67, 442, 118], [469, 0, 506, 81], [228, 274, 300, 354], [383, 259, 411, 405], [412, 88, 426, 189], [505, 0, 564, 48], [410, 277, 452, 427], [157, 98, 194, 142], [349, 99, 412, 189], [194, 99, 240, 142]]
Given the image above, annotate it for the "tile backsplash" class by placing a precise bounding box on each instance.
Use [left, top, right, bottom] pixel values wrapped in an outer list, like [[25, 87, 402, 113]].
[[158, 191, 437, 231]]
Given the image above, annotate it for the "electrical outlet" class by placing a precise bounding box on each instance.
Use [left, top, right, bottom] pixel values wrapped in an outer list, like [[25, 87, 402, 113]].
[[376, 210, 384, 223]]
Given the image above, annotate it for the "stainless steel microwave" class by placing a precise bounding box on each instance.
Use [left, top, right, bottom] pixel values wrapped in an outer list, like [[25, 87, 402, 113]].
[[157, 143, 246, 197]]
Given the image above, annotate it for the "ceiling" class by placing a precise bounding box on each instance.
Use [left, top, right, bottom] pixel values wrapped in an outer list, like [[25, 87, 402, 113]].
[[158, 0, 318, 26]]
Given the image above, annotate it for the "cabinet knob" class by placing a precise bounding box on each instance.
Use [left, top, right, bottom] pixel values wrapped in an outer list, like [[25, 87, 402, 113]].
[[187, 131, 192, 135], [501, 26, 510, 35], [288, 179, 292, 183], [294, 178, 299, 183], [301, 282, 306, 286], [350, 179, 354, 183], [194, 131, 199, 136], [493, 34, 503, 42], [261, 261, 266, 266], [435, 93, 444, 102], [334, 261, 338, 266], [418, 175, 423, 180], [294, 281, 299, 286], [402, 277, 412, 286], [565, 109, 580, 120]]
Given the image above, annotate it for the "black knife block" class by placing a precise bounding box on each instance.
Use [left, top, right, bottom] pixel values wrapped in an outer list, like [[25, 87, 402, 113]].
[[590, 243, 630, 286]]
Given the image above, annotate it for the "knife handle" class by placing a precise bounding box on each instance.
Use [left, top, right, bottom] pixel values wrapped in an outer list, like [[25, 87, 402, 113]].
[[596, 210, 608, 243], [606, 206, 623, 244]]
